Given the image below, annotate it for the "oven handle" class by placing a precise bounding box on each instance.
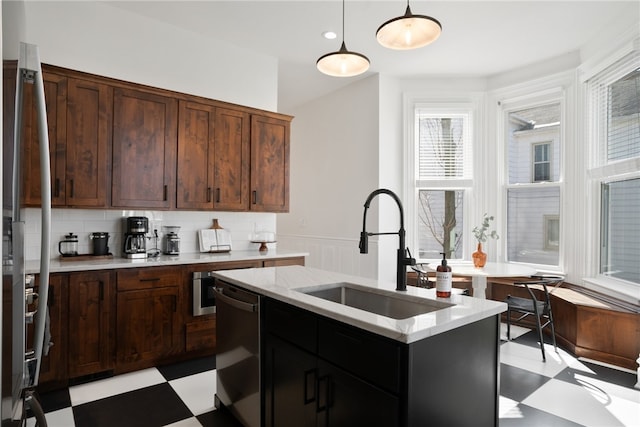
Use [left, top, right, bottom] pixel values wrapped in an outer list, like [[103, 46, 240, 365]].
[[215, 288, 258, 313]]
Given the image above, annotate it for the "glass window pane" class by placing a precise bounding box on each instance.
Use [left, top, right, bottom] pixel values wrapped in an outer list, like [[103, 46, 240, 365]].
[[508, 104, 560, 184], [601, 178, 640, 284], [607, 68, 640, 162], [417, 190, 464, 259], [417, 115, 468, 179], [507, 187, 560, 266]]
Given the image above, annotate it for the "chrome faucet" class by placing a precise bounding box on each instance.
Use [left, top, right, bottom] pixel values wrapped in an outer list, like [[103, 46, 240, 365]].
[[359, 189, 416, 291]]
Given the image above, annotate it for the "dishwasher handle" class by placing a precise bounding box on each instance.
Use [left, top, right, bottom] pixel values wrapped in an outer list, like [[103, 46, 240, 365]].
[[215, 287, 258, 313]]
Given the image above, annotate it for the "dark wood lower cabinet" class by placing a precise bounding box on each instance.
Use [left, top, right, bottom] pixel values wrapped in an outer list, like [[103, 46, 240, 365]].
[[30, 274, 68, 387], [264, 335, 317, 427], [264, 299, 401, 427], [316, 359, 399, 427], [263, 298, 500, 427], [116, 286, 182, 372], [116, 267, 183, 373], [68, 271, 115, 378], [264, 336, 400, 427]]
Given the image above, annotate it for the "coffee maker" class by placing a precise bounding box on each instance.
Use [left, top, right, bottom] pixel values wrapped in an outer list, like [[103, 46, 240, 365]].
[[123, 216, 148, 259]]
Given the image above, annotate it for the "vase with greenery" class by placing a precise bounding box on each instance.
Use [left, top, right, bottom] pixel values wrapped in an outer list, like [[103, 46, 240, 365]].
[[471, 214, 499, 267]]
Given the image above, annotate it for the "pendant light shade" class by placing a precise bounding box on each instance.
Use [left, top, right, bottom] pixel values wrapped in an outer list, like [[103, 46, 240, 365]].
[[317, 0, 370, 77], [376, 3, 442, 50], [317, 41, 370, 77]]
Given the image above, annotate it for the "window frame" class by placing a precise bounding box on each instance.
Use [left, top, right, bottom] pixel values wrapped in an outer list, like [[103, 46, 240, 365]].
[[583, 48, 640, 301], [500, 93, 566, 271], [404, 95, 481, 264]]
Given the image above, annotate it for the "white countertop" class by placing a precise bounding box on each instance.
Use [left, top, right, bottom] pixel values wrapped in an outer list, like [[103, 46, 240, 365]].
[[212, 265, 507, 344], [24, 250, 308, 274]]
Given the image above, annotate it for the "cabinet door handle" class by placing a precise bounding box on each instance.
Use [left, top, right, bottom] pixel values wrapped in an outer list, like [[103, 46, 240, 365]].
[[140, 278, 160, 282], [207, 187, 212, 203], [303, 369, 317, 404], [99, 281, 104, 301], [163, 185, 168, 201], [252, 190, 257, 204], [216, 188, 221, 203], [69, 179, 74, 198], [54, 178, 60, 197], [316, 375, 331, 413], [48, 284, 54, 306]]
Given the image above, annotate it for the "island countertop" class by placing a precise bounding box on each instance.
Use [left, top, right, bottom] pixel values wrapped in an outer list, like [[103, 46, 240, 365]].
[[212, 265, 507, 344]]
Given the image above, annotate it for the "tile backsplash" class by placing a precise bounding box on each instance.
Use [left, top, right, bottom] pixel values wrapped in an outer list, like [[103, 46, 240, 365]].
[[23, 208, 276, 261]]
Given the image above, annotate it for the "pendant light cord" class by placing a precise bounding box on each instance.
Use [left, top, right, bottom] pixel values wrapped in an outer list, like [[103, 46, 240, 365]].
[[341, 0, 345, 44]]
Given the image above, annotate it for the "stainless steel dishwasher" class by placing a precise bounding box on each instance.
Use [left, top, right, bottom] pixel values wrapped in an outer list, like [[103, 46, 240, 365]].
[[214, 281, 261, 427]]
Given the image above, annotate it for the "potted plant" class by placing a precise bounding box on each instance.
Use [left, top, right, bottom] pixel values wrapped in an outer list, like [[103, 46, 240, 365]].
[[471, 214, 499, 267]]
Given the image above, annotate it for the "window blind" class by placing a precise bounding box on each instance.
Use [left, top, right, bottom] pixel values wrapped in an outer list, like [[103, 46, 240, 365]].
[[416, 114, 472, 180], [588, 51, 640, 165]]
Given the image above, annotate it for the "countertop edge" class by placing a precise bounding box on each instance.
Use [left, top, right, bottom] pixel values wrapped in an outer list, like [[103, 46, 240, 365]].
[[212, 265, 507, 344], [24, 250, 309, 274]]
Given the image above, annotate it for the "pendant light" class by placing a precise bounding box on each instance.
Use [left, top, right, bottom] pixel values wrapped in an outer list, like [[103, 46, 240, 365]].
[[317, 0, 370, 77], [376, 0, 442, 50]]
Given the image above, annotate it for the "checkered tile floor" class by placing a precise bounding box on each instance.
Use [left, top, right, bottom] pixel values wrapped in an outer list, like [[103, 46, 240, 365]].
[[28, 325, 640, 427]]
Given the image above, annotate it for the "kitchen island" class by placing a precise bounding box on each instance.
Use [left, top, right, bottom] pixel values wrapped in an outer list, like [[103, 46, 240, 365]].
[[213, 265, 507, 427]]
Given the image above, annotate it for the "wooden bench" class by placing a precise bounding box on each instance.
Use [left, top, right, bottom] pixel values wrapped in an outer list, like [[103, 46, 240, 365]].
[[490, 278, 640, 371]]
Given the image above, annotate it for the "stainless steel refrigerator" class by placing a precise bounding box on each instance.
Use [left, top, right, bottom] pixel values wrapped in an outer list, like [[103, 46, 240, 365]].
[[2, 42, 52, 426]]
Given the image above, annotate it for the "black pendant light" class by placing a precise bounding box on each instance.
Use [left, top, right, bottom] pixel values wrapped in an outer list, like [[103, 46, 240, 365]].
[[376, 0, 442, 50], [317, 0, 370, 77]]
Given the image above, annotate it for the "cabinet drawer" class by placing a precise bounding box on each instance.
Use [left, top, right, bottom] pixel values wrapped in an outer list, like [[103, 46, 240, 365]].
[[117, 266, 181, 291], [318, 319, 401, 394], [264, 299, 317, 354]]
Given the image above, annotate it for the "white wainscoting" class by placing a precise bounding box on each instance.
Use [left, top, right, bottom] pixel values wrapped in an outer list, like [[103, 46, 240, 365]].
[[277, 234, 378, 280]]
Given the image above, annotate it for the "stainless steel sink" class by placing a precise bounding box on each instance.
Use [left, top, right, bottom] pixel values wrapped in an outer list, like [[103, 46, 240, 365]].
[[298, 283, 453, 320]]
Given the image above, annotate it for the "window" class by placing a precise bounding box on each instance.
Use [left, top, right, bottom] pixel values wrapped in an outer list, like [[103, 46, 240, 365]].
[[544, 215, 560, 250], [588, 51, 640, 288], [505, 102, 562, 267], [600, 179, 640, 284], [533, 143, 551, 182], [410, 107, 473, 261]]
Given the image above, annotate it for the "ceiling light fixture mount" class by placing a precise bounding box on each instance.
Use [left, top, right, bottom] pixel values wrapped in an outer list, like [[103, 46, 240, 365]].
[[376, 0, 442, 50], [316, 0, 370, 77]]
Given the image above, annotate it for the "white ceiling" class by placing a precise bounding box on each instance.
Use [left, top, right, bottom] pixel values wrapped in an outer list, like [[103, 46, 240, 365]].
[[104, 1, 637, 112]]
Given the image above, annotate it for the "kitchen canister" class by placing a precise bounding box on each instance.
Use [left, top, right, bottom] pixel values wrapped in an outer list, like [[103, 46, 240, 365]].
[[90, 232, 110, 256]]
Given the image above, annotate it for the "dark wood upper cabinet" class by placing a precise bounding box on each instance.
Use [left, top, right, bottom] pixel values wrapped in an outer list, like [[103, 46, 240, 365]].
[[22, 72, 67, 207], [177, 102, 251, 211], [112, 88, 177, 209], [214, 107, 251, 211], [64, 78, 112, 207], [4, 61, 291, 213], [177, 100, 216, 209], [250, 115, 290, 212], [16, 69, 111, 208]]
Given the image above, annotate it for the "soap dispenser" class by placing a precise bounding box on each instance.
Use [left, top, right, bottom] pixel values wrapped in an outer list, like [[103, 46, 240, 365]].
[[436, 252, 452, 298]]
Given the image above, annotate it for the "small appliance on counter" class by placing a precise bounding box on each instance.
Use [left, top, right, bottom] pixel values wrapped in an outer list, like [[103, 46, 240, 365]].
[[123, 216, 148, 259], [90, 232, 110, 256], [58, 232, 79, 257], [162, 225, 181, 255]]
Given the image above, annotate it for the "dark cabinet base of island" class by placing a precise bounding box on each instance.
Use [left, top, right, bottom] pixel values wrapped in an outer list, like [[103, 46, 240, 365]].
[[262, 298, 500, 427]]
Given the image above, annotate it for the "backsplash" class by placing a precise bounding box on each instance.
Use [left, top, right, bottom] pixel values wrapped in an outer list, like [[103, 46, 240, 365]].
[[23, 208, 277, 261]]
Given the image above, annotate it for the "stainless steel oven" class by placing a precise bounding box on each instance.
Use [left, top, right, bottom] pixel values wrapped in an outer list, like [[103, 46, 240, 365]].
[[192, 271, 216, 316]]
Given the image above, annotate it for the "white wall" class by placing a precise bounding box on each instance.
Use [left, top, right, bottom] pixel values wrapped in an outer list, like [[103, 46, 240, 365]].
[[278, 75, 380, 280], [2, 1, 278, 111]]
